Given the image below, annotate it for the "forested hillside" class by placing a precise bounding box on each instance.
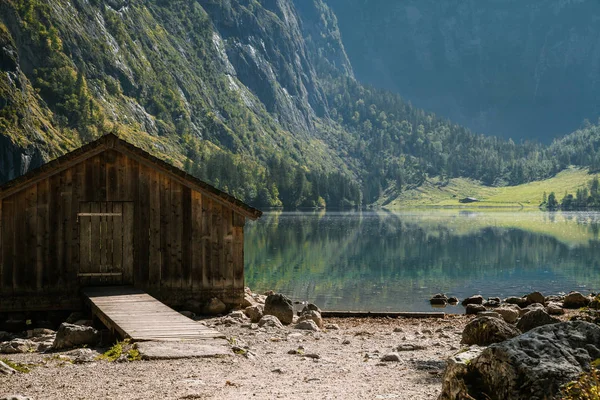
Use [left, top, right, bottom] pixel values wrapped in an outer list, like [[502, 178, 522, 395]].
[[1, 0, 600, 208]]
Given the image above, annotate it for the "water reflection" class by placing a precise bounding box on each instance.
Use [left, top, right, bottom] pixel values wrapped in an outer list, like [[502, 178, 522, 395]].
[[244, 211, 600, 312]]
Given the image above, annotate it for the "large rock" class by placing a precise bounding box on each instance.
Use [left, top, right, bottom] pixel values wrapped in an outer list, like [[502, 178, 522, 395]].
[[439, 346, 485, 400], [563, 291, 590, 309], [461, 316, 521, 346], [525, 291, 545, 305], [516, 309, 560, 332], [462, 295, 484, 306], [430, 294, 448, 305], [264, 293, 294, 325], [52, 323, 100, 350], [545, 302, 565, 315], [440, 322, 600, 400], [496, 306, 520, 324], [205, 298, 227, 315]]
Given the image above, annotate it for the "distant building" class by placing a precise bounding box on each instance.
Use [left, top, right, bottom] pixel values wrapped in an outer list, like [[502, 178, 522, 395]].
[[0, 134, 261, 313]]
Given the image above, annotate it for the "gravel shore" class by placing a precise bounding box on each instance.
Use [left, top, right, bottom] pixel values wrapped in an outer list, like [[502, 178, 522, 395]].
[[0, 315, 471, 400]]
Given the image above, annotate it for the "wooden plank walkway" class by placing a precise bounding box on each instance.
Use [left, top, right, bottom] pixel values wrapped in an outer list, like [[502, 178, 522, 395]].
[[82, 286, 225, 342]]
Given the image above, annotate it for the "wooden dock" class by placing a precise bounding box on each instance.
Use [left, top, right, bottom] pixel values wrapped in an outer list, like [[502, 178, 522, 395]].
[[83, 286, 225, 342]]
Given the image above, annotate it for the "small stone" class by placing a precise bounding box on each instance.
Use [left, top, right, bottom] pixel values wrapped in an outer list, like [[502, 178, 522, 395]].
[[430, 294, 448, 305], [496, 306, 520, 324], [325, 324, 340, 330], [295, 320, 320, 331], [545, 302, 565, 315], [205, 298, 227, 315], [303, 353, 320, 359], [0, 396, 31, 400], [505, 296, 528, 307], [483, 300, 500, 308], [342, 339, 351, 345], [447, 297, 459, 304], [241, 293, 257, 308], [228, 310, 248, 320], [244, 304, 264, 323], [179, 310, 195, 319], [462, 295, 484, 306], [393, 327, 404, 333], [258, 315, 284, 329], [519, 303, 545, 316], [396, 343, 426, 351], [525, 291, 545, 305], [271, 368, 285, 374], [66, 348, 99, 363], [488, 297, 501, 303], [563, 292, 591, 309], [301, 303, 322, 314], [0, 339, 37, 354], [465, 304, 486, 315], [297, 310, 323, 328], [477, 311, 501, 319], [381, 352, 402, 362], [0, 361, 17, 375]]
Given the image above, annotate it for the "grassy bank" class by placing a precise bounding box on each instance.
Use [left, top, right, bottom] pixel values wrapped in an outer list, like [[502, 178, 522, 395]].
[[384, 167, 595, 209]]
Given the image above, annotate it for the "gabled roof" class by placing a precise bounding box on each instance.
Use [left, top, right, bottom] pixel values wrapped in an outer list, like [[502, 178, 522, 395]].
[[0, 134, 262, 220]]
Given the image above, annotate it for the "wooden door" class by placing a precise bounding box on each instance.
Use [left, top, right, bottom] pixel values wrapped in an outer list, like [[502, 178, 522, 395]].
[[78, 202, 134, 285]]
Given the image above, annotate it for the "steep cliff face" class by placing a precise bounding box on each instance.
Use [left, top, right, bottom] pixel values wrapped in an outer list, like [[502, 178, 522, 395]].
[[0, 0, 351, 181], [326, 0, 600, 141]]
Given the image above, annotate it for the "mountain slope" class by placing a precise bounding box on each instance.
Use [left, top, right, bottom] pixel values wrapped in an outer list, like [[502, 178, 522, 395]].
[[1, 0, 600, 208], [326, 0, 600, 142]]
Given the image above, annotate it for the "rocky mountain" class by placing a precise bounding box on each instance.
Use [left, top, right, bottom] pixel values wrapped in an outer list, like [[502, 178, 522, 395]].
[[1, 0, 600, 207], [326, 0, 600, 142]]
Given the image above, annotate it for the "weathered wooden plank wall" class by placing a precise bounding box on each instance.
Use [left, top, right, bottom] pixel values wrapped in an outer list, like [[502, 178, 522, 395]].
[[0, 149, 245, 312]]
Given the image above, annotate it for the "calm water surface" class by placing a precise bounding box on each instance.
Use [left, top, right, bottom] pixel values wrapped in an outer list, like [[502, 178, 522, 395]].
[[244, 210, 600, 312]]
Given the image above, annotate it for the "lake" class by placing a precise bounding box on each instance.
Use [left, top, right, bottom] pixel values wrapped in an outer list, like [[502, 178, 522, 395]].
[[244, 210, 600, 312]]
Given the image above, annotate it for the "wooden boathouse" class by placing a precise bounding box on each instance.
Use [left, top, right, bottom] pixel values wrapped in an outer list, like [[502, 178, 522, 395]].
[[0, 134, 262, 313]]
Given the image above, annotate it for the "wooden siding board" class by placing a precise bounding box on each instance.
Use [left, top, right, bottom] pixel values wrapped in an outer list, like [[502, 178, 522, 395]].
[[170, 182, 183, 289], [159, 175, 171, 289], [190, 191, 203, 290], [122, 202, 134, 285], [71, 163, 84, 278], [112, 202, 123, 283], [148, 170, 161, 288], [62, 169, 73, 290], [201, 196, 210, 290], [182, 186, 192, 289], [22, 185, 37, 292], [137, 167, 151, 287], [211, 201, 223, 295], [1, 199, 13, 295]]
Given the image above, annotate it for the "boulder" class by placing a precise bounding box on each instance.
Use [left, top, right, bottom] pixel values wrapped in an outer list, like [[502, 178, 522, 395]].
[[440, 322, 600, 400], [519, 303, 544, 316], [52, 323, 100, 350], [244, 304, 264, 323], [264, 293, 294, 325], [295, 320, 319, 331], [0, 360, 16, 375], [465, 304, 486, 315], [505, 296, 528, 307], [461, 316, 521, 346], [447, 297, 459, 304], [516, 309, 560, 332], [545, 302, 565, 315], [496, 306, 520, 324], [439, 346, 485, 400], [462, 295, 484, 306], [430, 294, 448, 305], [563, 291, 590, 309], [0, 339, 37, 354], [525, 291, 545, 305], [258, 315, 284, 329], [205, 298, 227, 315], [297, 310, 323, 329]]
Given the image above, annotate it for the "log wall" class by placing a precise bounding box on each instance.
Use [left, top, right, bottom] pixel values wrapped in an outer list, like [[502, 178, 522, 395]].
[[0, 149, 246, 312]]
